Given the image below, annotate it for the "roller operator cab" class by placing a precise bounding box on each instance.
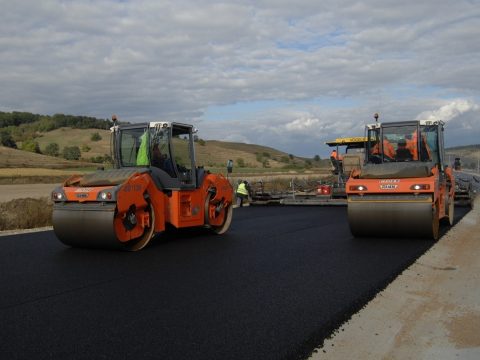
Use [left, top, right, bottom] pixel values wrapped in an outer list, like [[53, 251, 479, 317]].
[[52, 120, 234, 251], [346, 119, 455, 240]]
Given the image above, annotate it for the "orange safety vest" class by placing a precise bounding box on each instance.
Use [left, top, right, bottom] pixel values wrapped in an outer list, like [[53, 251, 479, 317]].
[[372, 139, 395, 159], [406, 132, 418, 160], [330, 150, 343, 160]]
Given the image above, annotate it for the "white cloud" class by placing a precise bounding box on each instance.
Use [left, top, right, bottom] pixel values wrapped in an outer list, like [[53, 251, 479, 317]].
[[416, 99, 480, 123], [0, 0, 479, 155], [285, 117, 320, 132]]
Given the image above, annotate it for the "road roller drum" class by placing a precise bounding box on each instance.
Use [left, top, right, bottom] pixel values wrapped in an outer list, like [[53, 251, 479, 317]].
[[347, 194, 438, 239]]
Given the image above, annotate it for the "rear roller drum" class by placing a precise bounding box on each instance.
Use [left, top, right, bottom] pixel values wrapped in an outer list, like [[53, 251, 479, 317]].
[[114, 204, 156, 251], [204, 192, 233, 234]]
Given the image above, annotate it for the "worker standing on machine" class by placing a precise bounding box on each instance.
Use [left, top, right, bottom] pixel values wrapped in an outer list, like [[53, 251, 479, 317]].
[[330, 149, 343, 174], [330, 149, 343, 161], [236, 180, 249, 207]]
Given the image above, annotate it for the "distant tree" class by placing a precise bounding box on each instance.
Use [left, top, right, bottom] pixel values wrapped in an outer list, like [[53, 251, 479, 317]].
[[288, 154, 294, 160], [305, 159, 312, 168], [44, 142, 60, 157], [262, 159, 270, 168], [198, 139, 206, 146], [262, 152, 270, 158], [314, 154, 320, 161], [81, 144, 91, 152], [0, 130, 17, 148], [90, 132, 102, 141], [63, 146, 81, 160], [21, 139, 41, 153]]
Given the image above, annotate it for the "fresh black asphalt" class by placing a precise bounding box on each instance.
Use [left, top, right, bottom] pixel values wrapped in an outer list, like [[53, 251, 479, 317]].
[[0, 206, 469, 360]]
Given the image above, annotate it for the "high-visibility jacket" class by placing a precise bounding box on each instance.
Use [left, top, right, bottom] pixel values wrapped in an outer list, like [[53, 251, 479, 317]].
[[372, 139, 395, 159], [236, 182, 249, 196], [406, 131, 431, 161], [330, 150, 343, 160], [136, 132, 149, 166]]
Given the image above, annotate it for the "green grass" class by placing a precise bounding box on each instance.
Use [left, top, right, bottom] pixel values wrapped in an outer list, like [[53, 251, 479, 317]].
[[34, 127, 112, 159]]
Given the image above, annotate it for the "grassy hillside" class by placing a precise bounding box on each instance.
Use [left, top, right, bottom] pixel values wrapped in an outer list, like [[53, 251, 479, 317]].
[[0, 145, 98, 183], [33, 127, 111, 159], [194, 140, 309, 169], [2, 126, 327, 174], [16, 127, 323, 169], [0, 146, 96, 169]]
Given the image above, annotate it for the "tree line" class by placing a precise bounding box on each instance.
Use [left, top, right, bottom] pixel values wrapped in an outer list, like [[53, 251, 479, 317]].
[[0, 111, 114, 163], [0, 111, 114, 147], [0, 111, 114, 130]]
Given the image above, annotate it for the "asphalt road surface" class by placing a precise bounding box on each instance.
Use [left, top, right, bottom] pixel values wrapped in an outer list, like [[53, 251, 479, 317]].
[[0, 206, 469, 360]]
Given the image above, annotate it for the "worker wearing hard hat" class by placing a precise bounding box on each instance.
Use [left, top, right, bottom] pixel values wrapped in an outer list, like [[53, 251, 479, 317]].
[[236, 180, 250, 207]]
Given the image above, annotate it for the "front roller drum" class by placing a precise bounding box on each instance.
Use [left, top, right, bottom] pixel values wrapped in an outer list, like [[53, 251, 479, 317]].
[[53, 203, 155, 251], [347, 195, 439, 239]]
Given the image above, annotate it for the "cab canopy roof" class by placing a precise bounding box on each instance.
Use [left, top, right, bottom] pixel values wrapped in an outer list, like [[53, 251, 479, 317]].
[[365, 119, 444, 130], [111, 121, 197, 133], [325, 137, 368, 148]]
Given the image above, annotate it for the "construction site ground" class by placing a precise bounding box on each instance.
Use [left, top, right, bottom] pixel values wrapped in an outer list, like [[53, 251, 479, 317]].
[[0, 184, 479, 359], [311, 196, 480, 359]]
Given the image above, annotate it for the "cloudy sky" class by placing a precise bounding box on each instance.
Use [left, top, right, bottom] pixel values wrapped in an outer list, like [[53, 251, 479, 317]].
[[1, 0, 479, 157]]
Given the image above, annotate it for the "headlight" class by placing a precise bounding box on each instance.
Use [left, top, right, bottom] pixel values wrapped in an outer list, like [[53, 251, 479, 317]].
[[410, 184, 430, 190], [52, 192, 64, 201], [100, 192, 112, 200], [349, 185, 367, 191]]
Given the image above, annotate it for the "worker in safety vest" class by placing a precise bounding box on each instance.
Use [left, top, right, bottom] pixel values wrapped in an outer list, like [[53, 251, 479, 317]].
[[136, 132, 149, 165], [405, 132, 418, 160], [406, 131, 431, 161], [371, 139, 395, 160], [395, 139, 413, 161], [330, 149, 343, 161], [236, 180, 249, 207]]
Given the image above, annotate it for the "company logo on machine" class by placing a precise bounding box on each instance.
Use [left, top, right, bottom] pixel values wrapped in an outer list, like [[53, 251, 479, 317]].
[[75, 188, 93, 192], [123, 184, 142, 192], [379, 179, 400, 183], [380, 184, 398, 190], [379, 179, 399, 190], [76, 193, 88, 198]]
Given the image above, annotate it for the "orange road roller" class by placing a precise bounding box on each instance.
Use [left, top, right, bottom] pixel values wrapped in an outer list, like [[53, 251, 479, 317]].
[[52, 117, 233, 251], [346, 116, 455, 239]]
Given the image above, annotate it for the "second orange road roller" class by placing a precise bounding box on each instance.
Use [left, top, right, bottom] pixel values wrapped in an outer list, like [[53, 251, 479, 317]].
[[346, 115, 455, 239], [51, 117, 233, 251]]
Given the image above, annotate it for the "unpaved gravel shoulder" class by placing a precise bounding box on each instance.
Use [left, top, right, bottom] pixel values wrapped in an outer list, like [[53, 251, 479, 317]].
[[311, 197, 480, 360]]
